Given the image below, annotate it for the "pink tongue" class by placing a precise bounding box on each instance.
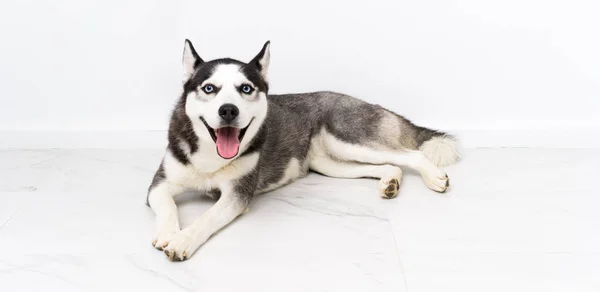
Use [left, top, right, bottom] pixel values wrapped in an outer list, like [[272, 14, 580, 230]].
[[215, 127, 240, 159]]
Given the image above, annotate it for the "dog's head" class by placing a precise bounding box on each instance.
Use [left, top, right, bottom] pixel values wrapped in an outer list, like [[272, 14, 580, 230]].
[[181, 40, 270, 159]]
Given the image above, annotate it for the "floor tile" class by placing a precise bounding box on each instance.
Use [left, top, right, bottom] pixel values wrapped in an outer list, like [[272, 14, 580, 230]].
[[399, 252, 600, 292], [1, 148, 599, 291]]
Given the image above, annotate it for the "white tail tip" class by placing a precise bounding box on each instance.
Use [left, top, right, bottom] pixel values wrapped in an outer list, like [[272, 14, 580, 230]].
[[419, 135, 461, 167]]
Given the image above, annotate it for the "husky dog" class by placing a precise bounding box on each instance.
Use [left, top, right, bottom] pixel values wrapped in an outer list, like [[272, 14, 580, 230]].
[[147, 40, 460, 261]]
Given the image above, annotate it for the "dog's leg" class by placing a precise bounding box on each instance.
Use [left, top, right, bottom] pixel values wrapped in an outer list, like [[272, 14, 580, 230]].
[[163, 184, 249, 261], [148, 182, 185, 250], [323, 133, 449, 193], [310, 155, 403, 199]]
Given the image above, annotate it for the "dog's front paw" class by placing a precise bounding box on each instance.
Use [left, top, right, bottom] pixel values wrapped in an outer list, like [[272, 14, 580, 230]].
[[152, 224, 179, 251], [163, 229, 202, 262]]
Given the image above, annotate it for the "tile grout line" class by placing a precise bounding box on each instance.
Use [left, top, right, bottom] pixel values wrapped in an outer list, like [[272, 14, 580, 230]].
[[387, 218, 410, 292], [0, 209, 19, 237]]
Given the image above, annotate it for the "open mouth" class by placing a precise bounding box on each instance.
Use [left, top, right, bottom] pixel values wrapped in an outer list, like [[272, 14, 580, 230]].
[[200, 118, 253, 159]]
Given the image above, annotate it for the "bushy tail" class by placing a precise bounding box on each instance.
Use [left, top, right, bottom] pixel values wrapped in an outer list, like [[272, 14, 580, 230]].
[[419, 134, 460, 167], [409, 123, 461, 167]]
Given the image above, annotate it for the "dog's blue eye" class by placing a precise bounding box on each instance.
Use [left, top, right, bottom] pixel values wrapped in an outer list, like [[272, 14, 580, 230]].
[[203, 84, 214, 93], [241, 84, 253, 94]]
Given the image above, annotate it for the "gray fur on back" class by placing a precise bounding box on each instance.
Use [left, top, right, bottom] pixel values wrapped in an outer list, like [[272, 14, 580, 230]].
[[268, 91, 444, 147]]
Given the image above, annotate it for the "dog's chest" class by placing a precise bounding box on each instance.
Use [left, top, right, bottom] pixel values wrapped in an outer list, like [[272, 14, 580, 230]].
[[164, 151, 259, 191], [188, 150, 231, 173]]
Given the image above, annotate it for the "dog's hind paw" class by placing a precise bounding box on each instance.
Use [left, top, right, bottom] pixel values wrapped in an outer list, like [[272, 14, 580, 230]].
[[422, 170, 450, 193], [379, 176, 402, 199]]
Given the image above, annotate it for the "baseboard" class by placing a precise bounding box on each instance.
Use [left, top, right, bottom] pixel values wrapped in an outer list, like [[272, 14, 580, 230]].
[[454, 129, 600, 148], [0, 131, 168, 149], [1, 129, 599, 149]]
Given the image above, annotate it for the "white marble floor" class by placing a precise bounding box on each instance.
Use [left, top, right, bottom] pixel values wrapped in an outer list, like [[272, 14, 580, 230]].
[[0, 148, 599, 292]]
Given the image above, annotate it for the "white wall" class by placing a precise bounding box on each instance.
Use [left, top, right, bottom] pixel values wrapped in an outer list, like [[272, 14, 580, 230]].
[[1, 0, 599, 145], [0, 1, 181, 131]]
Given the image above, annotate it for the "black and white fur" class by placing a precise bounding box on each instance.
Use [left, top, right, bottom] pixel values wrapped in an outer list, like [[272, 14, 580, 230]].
[[147, 40, 460, 261]]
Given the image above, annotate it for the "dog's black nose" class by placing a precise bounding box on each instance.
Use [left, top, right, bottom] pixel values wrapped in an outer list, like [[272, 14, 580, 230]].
[[218, 104, 239, 122]]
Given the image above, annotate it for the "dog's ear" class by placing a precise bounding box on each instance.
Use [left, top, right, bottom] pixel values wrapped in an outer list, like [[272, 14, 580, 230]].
[[250, 41, 270, 79], [182, 39, 203, 81]]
